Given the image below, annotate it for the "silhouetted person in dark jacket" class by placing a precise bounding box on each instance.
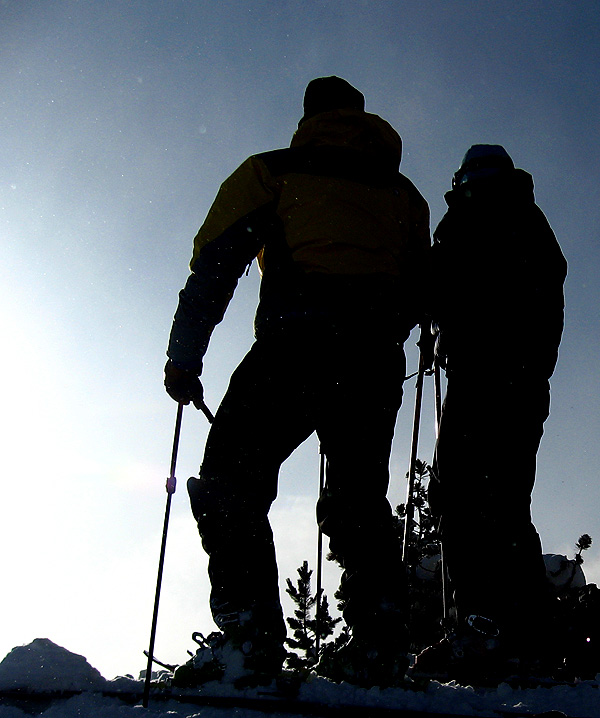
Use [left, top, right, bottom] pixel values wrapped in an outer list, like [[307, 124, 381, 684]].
[[418, 145, 567, 683]]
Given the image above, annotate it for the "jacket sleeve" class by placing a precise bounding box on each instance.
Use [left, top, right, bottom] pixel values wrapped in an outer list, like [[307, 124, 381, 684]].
[[405, 182, 432, 326], [411, 191, 432, 268], [527, 205, 568, 378], [167, 156, 277, 371]]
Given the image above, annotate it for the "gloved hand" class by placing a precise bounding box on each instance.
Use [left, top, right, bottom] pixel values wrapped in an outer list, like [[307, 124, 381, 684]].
[[433, 331, 447, 370], [164, 360, 204, 408]]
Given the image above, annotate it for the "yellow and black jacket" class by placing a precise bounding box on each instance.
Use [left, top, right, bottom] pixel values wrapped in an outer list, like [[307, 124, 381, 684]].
[[168, 109, 430, 370]]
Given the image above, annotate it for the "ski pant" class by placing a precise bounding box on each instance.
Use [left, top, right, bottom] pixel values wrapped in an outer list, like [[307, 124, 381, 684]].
[[188, 328, 408, 650], [429, 370, 553, 653]]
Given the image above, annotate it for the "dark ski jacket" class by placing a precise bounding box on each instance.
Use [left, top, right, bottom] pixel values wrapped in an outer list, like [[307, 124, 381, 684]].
[[430, 168, 567, 379], [168, 109, 430, 371]]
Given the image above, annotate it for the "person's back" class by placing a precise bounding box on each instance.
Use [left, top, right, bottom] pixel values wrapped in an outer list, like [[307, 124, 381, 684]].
[[168, 82, 429, 371], [431, 145, 566, 378], [254, 108, 429, 339]]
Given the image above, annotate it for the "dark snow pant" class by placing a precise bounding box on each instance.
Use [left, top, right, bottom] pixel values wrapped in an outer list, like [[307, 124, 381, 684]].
[[429, 370, 553, 655], [188, 329, 407, 651]]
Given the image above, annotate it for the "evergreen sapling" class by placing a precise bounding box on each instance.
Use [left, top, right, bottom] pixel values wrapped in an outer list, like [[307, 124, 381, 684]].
[[285, 560, 341, 670], [395, 459, 445, 653]]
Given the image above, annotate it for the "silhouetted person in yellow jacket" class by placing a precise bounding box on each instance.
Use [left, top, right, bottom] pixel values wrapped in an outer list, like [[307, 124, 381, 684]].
[[165, 77, 430, 688]]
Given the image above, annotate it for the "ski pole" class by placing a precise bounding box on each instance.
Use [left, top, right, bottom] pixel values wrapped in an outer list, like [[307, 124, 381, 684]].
[[402, 345, 427, 571], [433, 358, 442, 439], [432, 357, 453, 632], [314, 443, 326, 660], [142, 402, 185, 708]]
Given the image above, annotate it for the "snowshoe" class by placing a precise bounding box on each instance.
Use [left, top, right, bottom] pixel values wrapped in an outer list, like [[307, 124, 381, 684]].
[[411, 631, 508, 686], [172, 630, 286, 690], [171, 632, 226, 688], [316, 635, 409, 689], [411, 615, 561, 687]]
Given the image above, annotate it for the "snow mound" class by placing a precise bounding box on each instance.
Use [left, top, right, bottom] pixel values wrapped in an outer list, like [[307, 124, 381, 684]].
[[0, 638, 107, 692], [1, 639, 600, 717], [544, 553, 586, 591]]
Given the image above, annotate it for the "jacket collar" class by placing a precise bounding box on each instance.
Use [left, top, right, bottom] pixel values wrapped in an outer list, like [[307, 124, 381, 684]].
[[290, 109, 403, 168]]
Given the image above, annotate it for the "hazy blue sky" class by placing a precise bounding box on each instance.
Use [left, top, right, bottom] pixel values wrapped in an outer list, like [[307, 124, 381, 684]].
[[1, 1, 598, 678]]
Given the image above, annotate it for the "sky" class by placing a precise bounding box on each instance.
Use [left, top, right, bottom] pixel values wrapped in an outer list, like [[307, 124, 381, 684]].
[[1, 0, 599, 680]]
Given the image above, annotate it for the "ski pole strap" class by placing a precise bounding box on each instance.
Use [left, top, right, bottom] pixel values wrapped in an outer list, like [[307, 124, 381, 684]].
[[194, 398, 214, 423]]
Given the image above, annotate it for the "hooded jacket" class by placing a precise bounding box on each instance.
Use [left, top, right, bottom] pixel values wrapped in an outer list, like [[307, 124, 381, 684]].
[[168, 109, 430, 370], [430, 168, 567, 379]]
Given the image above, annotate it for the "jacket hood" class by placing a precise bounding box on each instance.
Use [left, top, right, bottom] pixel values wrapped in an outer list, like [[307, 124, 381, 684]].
[[445, 168, 535, 207], [290, 109, 403, 168]]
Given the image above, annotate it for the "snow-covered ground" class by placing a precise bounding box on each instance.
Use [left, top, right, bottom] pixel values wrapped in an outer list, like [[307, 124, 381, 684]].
[[0, 638, 599, 718]]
